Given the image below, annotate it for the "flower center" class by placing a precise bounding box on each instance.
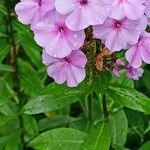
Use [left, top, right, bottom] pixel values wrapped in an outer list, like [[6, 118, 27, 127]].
[[58, 26, 65, 33], [80, 0, 88, 6], [38, 0, 42, 6], [138, 36, 144, 45], [115, 21, 121, 28], [64, 57, 71, 63]]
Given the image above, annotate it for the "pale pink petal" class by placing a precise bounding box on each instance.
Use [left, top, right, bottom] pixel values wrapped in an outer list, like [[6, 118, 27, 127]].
[[68, 50, 87, 67], [47, 61, 67, 84], [65, 8, 88, 31], [55, 0, 77, 14], [125, 45, 142, 68], [67, 65, 86, 87], [42, 49, 61, 66], [15, 1, 38, 24], [123, 0, 145, 20]]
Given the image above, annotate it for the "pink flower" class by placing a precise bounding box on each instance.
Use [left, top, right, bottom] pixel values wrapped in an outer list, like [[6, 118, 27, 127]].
[[143, 0, 150, 25], [15, 0, 55, 28], [116, 59, 125, 67], [125, 64, 144, 80], [112, 68, 120, 77], [93, 17, 141, 51], [55, 0, 107, 31], [145, 0, 150, 18], [42, 49, 87, 87], [125, 32, 150, 68], [108, 0, 145, 20], [33, 10, 85, 58], [112, 59, 144, 80], [112, 59, 125, 77]]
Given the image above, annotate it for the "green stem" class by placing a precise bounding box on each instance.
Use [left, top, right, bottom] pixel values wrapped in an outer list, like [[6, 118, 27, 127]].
[[102, 94, 109, 122], [88, 92, 93, 121]]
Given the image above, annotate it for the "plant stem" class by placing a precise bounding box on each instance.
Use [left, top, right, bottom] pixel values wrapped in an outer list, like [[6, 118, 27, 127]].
[[102, 94, 109, 122], [88, 92, 93, 121]]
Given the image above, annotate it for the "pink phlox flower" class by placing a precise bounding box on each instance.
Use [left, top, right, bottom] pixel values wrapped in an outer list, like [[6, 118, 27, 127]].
[[125, 64, 144, 80], [108, 0, 145, 20], [15, 0, 55, 29], [42, 49, 87, 87], [125, 31, 150, 68], [33, 10, 85, 58], [93, 17, 142, 51], [55, 0, 107, 31]]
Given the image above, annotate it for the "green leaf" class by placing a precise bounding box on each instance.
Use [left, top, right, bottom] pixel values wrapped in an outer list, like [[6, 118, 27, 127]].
[[84, 122, 110, 150], [24, 80, 92, 114], [140, 69, 150, 90], [29, 128, 86, 150], [23, 115, 39, 137], [108, 85, 150, 114], [0, 78, 15, 103], [0, 114, 13, 127], [0, 63, 14, 72], [24, 95, 79, 114], [0, 44, 9, 62], [69, 116, 89, 132], [13, 21, 42, 68], [110, 110, 128, 148], [40, 81, 92, 96], [0, 103, 19, 116], [17, 58, 43, 96], [110, 72, 134, 88], [126, 109, 145, 134], [139, 141, 150, 150], [0, 130, 21, 150], [94, 70, 112, 96], [39, 115, 70, 131], [5, 130, 21, 150], [0, 32, 8, 38]]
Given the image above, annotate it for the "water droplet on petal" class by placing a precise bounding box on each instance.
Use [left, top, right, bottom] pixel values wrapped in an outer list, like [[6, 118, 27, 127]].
[[74, 34, 78, 38], [49, 47, 54, 51], [74, 42, 77, 47], [96, 17, 100, 22], [53, 54, 57, 57]]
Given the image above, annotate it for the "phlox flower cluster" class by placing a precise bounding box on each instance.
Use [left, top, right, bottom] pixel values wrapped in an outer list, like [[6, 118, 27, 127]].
[[15, 0, 150, 87]]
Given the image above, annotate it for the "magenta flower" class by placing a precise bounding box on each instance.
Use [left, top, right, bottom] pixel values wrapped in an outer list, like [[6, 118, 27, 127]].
[[116, 59, 125, 67], [15, 0, 55, 28], [112, 59, 125, 77], [108, 0, 145, 20], [42, 49, 87, 87], [125, 32, 150, 68], [125, 64, 144, 80], [34, 10, 85, 58], [112, 68, 120, 77], [93, 17, 141, 51], [55, 0, 107, 31]]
